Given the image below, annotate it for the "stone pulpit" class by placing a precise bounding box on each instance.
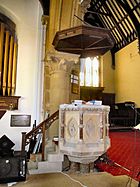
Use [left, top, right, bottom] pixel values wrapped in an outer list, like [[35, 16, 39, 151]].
[[59, 103, 110, 164]]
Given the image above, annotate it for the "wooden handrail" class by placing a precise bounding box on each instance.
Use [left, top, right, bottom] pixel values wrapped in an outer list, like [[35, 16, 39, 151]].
[[26, 110, 59, 140], [21, 110, 59, 160]]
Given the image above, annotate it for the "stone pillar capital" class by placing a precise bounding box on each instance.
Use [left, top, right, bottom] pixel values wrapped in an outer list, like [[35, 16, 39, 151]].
[[45, 52, 80, 74]]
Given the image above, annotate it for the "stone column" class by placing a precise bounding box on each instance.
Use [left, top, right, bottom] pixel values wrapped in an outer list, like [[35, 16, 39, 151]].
[[80, 163, 90, 173], [46, 52, 79, 138], [43, 0, 81, 137], [70, 162, 80, 172], [49, 57, 70, 112]]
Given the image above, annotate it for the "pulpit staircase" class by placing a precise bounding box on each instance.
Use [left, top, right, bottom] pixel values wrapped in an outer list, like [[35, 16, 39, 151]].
[[21, 110, 64, 174]]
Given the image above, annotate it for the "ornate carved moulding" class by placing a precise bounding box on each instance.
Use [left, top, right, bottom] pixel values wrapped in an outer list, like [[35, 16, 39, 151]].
[[53, 25, 115, 58], [0, 96, 20, 110]]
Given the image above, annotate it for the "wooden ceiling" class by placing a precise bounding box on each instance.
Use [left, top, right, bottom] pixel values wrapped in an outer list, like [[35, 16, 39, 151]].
[[39, 0, 140, 55], [84, 0, 140, 54]]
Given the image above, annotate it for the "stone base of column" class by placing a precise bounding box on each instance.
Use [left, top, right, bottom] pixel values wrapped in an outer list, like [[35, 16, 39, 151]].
[[68, 161, 95, 173], [89, 162, 94, 172], [80, 163, 90, 173], [70, 162, 79, 172]]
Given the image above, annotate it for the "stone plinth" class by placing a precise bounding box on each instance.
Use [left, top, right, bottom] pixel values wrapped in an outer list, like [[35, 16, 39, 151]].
[[59, 103, 110, 164]]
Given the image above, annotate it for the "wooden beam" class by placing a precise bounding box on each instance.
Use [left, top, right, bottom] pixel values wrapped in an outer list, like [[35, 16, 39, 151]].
[[87, 10, 110, 16], [104, 1, 128, 44], [116, 0, 140, 51], [91, 1, 123, 49], [111, 1, 130, 37]]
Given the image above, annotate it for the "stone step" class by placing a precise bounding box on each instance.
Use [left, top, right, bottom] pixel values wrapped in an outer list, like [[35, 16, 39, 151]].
[[47, 152, 63, 162], [27, 139, 63, 174], [28, 144, 64, 174], [29, 160, 62, 174]]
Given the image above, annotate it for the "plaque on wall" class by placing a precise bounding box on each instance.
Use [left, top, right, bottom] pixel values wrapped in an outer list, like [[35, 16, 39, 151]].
[[10, 115, 31, 127]]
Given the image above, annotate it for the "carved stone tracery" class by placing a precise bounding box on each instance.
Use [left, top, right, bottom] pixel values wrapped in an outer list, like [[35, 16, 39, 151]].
[[68, 118, 78, 137]]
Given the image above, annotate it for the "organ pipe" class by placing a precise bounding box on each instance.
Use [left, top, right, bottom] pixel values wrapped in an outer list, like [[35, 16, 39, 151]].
[[8, 36, 14, 96], [0, 23, 4, 90], [2, 31, 10, 96], [12, 41, 17, 96], [0, 21, 18, 97]]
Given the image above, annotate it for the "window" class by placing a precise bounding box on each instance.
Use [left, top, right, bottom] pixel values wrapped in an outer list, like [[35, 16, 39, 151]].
[[80, 57, 100, 87], [71, 70, 79, 94]]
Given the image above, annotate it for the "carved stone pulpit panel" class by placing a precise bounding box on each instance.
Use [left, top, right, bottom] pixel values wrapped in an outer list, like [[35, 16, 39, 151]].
[[59, 103, 110, 164]]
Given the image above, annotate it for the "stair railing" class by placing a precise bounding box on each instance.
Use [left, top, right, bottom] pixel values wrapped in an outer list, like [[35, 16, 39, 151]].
[[21, 110, 59, 161]]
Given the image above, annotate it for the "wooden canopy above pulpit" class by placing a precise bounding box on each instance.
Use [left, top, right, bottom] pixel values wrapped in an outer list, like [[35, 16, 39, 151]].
[[52, 25, 115, 58]]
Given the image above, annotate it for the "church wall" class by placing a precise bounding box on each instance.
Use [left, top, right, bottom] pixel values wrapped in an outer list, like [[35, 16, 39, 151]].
[[102, 51, 115, 93], [115, 39, 140, 107], [46, 0, 82, 51], [0, 0, 43, 149]]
